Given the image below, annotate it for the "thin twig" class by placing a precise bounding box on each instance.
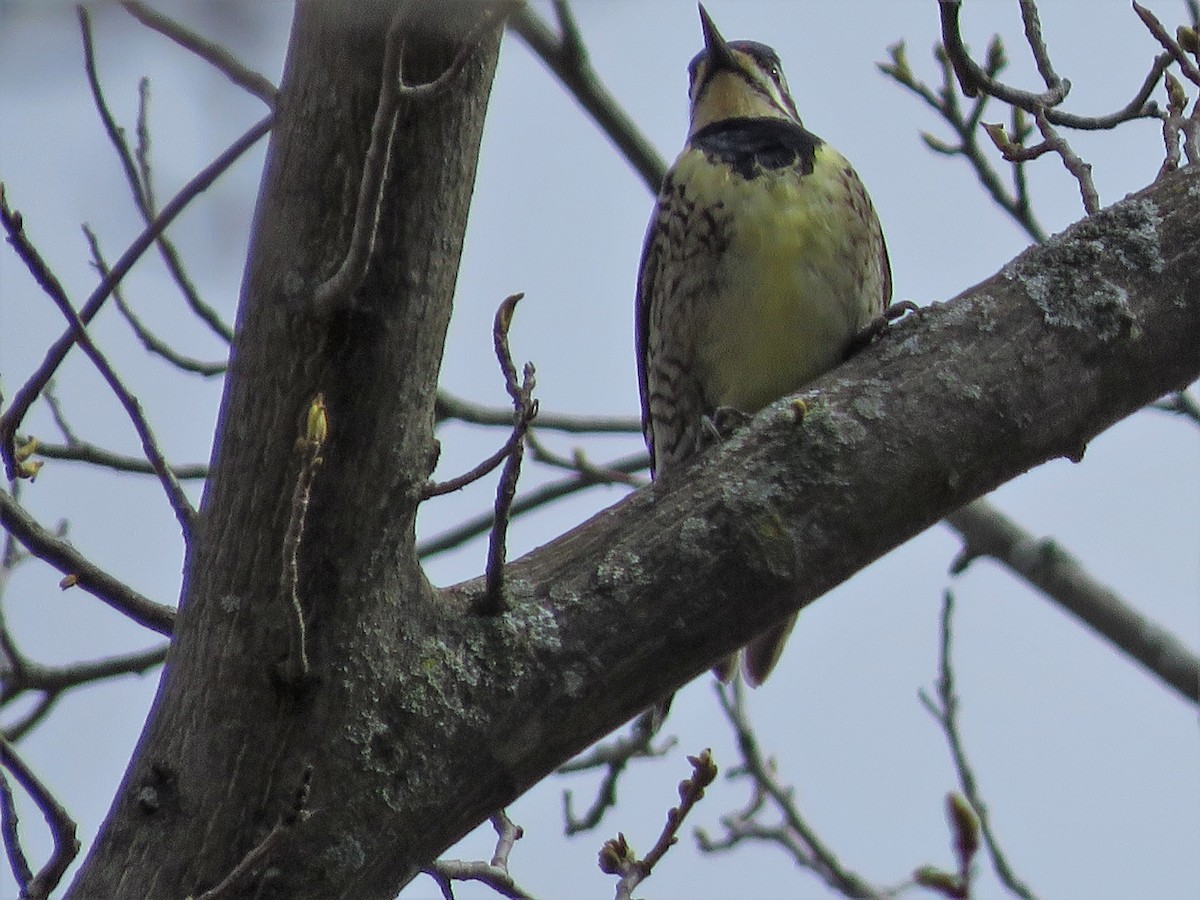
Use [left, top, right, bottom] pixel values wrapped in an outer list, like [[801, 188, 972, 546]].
[[509, 5, 666, 193], [121, 1, 278, 105], [699, 680, 888, 900], [1032, 111, 1100, 213], [919, 592, 1038, 900], [478, 295, 537, 615], [83, 225, 228, 376], [560, 709, 677, 835], [416, 450, 647, 559], [598, 749, 717, 900], [423, 431, 527, 499], [938, 1, 1165, 128], [312, 2, 513, 317], [0, 735, 79, 900], [436, 391, 640, 434], [424, 811, 536, 900], [0, 193, 198, 538], [0, 114, 271, 478], [526, 433, 645, 489], [940, 1, 1067, 106], [2, 644, 167, 704], [1134, 2, 1200, 87], [2, 695, 61, 745], [19, 438, 209, 480], [880, 41, 1047, 243], [40, 383, 78, 446], [78, 6, 235, 343], [1017, 0, 1062, 91], [136, 77, 155, 211], [0, 489, 175, 636], [0, 768, 32, 893]]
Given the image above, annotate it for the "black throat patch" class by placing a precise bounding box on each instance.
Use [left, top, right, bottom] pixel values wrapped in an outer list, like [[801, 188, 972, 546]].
[[690, 117, 822, 180]]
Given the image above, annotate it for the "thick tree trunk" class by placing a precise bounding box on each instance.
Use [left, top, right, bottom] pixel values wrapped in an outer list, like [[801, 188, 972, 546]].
[[67, 0, 1200, 895], [69, 2, 502, 897]]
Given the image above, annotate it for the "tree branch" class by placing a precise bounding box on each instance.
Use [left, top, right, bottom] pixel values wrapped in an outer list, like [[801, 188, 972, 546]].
[[919, 592, 1038, 900], [79, 7, 236, 344], [509, 5, 666, 193], [0, 736, 79, 900], [0, 193, 197, 538], [944, 499, 1199, 705], [0, 114, 271, 479], [0, 490, 175, 636], [120, 2, 278, 105]]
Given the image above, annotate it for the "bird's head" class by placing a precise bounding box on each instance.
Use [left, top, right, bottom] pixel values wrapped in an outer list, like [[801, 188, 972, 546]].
[[687, 4, 801, 136]]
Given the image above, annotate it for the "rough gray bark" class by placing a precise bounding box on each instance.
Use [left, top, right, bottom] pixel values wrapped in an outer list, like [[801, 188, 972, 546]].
[[67, 1, 1200, 896], [69, 1, 503, 897]]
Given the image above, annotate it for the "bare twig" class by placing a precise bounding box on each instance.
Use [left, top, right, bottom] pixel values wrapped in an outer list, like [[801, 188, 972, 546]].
[[598, 748, 717, 900], [0, 768, 32, 893], [882, 38, 1048, 242], [436, 391, 639, 434], [478, 294, 537, 615], [83, 225, 228, 376], [559, 709, 677, 835], [1, 644, 167, 705], [312, 2, 514, 317], [940, 1, 1067, 105], [1, 193, 198, 538], [0, 489, 175, 636], [423, 431, 526, 499], [193, 765, 313, 900], [919, 592, 1038, 900], [78, 6, 235, 343], [19, 438, 209, 480], [416, 450, 647, 558], [0, 735, 79, 900], [39, 383, 78, 446], [944, 499, 1200, 706], [1156, 71, 1200, 177], [509, 5, 666, 193], [699, 680, 888, 900], [424, 811, 536, 900], [2, 695, 60, 745], [1031, 111, 1100, 213], [526, 433, 645, 489], [121, 2, 278, 105], [1134, 2, 1200, 87], [938, 4, 1101, 214], [0, 114, 271, 478]]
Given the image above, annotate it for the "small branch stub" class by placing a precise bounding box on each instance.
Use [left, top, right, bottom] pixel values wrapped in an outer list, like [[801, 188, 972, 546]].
[[278, 394, 328, 684], [478, 293, 537, 616]]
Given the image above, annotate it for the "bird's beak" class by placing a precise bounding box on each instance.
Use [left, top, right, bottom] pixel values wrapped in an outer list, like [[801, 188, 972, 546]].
[[698, 4, 739, 74]]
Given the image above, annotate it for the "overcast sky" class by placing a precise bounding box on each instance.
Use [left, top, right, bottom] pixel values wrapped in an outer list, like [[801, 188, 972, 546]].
[[1, 2, 1197, 898]]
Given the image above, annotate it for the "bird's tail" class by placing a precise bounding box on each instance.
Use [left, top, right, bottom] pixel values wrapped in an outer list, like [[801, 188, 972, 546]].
[[713, 612, 799, 687]]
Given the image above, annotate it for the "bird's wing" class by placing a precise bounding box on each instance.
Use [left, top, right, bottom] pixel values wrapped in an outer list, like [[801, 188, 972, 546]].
[[635, 177, 674, 477]]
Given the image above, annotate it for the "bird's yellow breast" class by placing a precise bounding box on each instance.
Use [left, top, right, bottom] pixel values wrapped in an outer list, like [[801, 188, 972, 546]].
[[669, 143, 883, 413]]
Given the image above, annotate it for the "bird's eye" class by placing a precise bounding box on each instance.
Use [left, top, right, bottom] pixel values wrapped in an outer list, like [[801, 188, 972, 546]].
[[769, 65, 782, 84]]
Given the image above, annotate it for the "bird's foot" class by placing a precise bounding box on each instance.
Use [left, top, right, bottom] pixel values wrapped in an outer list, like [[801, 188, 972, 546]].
[[846, 299, 921, 358], [701, 406, 752, 446]]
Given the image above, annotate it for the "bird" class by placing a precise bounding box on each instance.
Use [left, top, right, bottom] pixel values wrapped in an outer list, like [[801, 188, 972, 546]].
[[636, 4, 892, 689]]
